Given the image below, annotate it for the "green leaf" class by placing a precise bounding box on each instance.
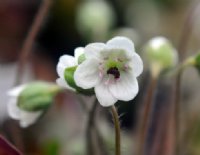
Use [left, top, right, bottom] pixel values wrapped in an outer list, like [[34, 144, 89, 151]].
[[18, 82, 60, 112]]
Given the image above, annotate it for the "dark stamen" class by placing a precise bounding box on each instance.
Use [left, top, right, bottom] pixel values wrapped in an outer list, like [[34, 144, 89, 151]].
[[107, 67, 120, 79]]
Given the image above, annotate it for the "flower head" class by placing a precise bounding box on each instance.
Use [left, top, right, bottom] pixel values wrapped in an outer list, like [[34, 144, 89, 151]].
[[56, 47, 84, 91], [7, 82, 60, 128], [74, 36, 143, 106]]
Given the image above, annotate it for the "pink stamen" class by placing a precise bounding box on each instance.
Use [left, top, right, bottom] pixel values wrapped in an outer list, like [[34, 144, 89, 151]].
[[105, 76, 111, 85]]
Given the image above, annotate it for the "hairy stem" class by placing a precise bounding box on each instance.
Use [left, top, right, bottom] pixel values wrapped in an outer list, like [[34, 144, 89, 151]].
[[111, 105, 121, 155]]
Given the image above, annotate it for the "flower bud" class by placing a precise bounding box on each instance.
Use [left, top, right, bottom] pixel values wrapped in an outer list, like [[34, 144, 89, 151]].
[[143, 37, 178, 77], [76, 0, 115, 41], [17, 82, 61, 112], [7, 81, 61, 127]]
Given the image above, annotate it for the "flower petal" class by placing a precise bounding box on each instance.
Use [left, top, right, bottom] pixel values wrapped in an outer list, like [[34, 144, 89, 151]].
[[85, 43, 106, 59], [74, 59, 101, 89], [95, 82, 117, 107], [19, 110, 42, 128], [59, 55, 77, 67], [7, 85, 26, 97], [109, 72, 139, 101], [107, 36, 135, 57], [129, 52, 143, 77], [75, 47, 85, 63], [7, 98, 20, 120], [57, 55, 76, 78], [56, 78, 75, 91]]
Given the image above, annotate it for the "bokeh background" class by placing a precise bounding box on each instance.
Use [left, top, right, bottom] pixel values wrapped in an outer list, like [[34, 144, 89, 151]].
[[1, 0, 200, 155]]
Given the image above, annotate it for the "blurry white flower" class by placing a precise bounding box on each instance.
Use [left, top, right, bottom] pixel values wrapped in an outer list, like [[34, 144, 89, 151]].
[[7, 82, 60, 128], [0, 63, 33, 124], [7, 85, 42, 128], [76, 0, 115, 41], [143, 36, 178, 77], [74, 36, 143, 106], [56, 47, 84, 91]]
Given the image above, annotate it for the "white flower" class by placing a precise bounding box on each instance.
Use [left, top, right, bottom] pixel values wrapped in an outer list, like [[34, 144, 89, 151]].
[[7, 85, 42, 128], [56, 47, 84, 91], [74, 36, 143, 106]]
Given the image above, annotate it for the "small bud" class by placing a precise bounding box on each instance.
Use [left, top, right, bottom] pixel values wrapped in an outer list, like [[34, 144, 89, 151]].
[[143, 37, 178, 77], [18, 82, 61, 112]]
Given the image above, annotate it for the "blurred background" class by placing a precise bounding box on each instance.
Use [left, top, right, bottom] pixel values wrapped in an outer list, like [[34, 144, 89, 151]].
[[1, 0, 200, 155]]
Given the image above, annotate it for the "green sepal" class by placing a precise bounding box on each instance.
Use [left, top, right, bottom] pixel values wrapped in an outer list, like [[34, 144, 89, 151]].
[[78, 53, 86, 64], [64, 66, 94, 95], [18, 82, 61, 112]]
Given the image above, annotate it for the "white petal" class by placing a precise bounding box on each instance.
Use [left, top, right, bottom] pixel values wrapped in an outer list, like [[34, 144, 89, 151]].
[[107, 36, 135, 57], [19, 110, 42, 128], [7, 98, 21, 120], [95, 83, 117, 107], [57, 55, 76, 78], [85, 43, 106, 59], [74, 59, 101, 89], [56, 63, 65, 78], [75, 47, 85, 63], [129, 52, 143, 77], [109, 72, 139, 101], [7, 85, 26, 97], [56, 78, 75, 91], [59, 55, 77, 67]]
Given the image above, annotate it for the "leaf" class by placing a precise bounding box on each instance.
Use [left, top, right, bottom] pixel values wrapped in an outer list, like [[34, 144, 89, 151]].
[[0, 136, 22, 155]]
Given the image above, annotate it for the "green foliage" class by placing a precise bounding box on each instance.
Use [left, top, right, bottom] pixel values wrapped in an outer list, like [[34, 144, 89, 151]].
[[194, 53, 200, 74], [42, 140, 60, 155]]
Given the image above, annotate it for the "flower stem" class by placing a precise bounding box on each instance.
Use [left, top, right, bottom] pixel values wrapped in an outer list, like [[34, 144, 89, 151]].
[[138, 76, 157, 155], [86, 99, 99, 155], [15, 0, 52, 85], [174, 65, 185, 155], [111, 105, 121, 155], [174, 60, 193, 155]]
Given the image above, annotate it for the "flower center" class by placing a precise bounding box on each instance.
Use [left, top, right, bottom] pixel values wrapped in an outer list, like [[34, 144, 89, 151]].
[[107, 67, 120, 79]]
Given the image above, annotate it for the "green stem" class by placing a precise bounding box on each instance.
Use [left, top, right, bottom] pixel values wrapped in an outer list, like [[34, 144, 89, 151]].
[[111, 105, 121, 155]]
